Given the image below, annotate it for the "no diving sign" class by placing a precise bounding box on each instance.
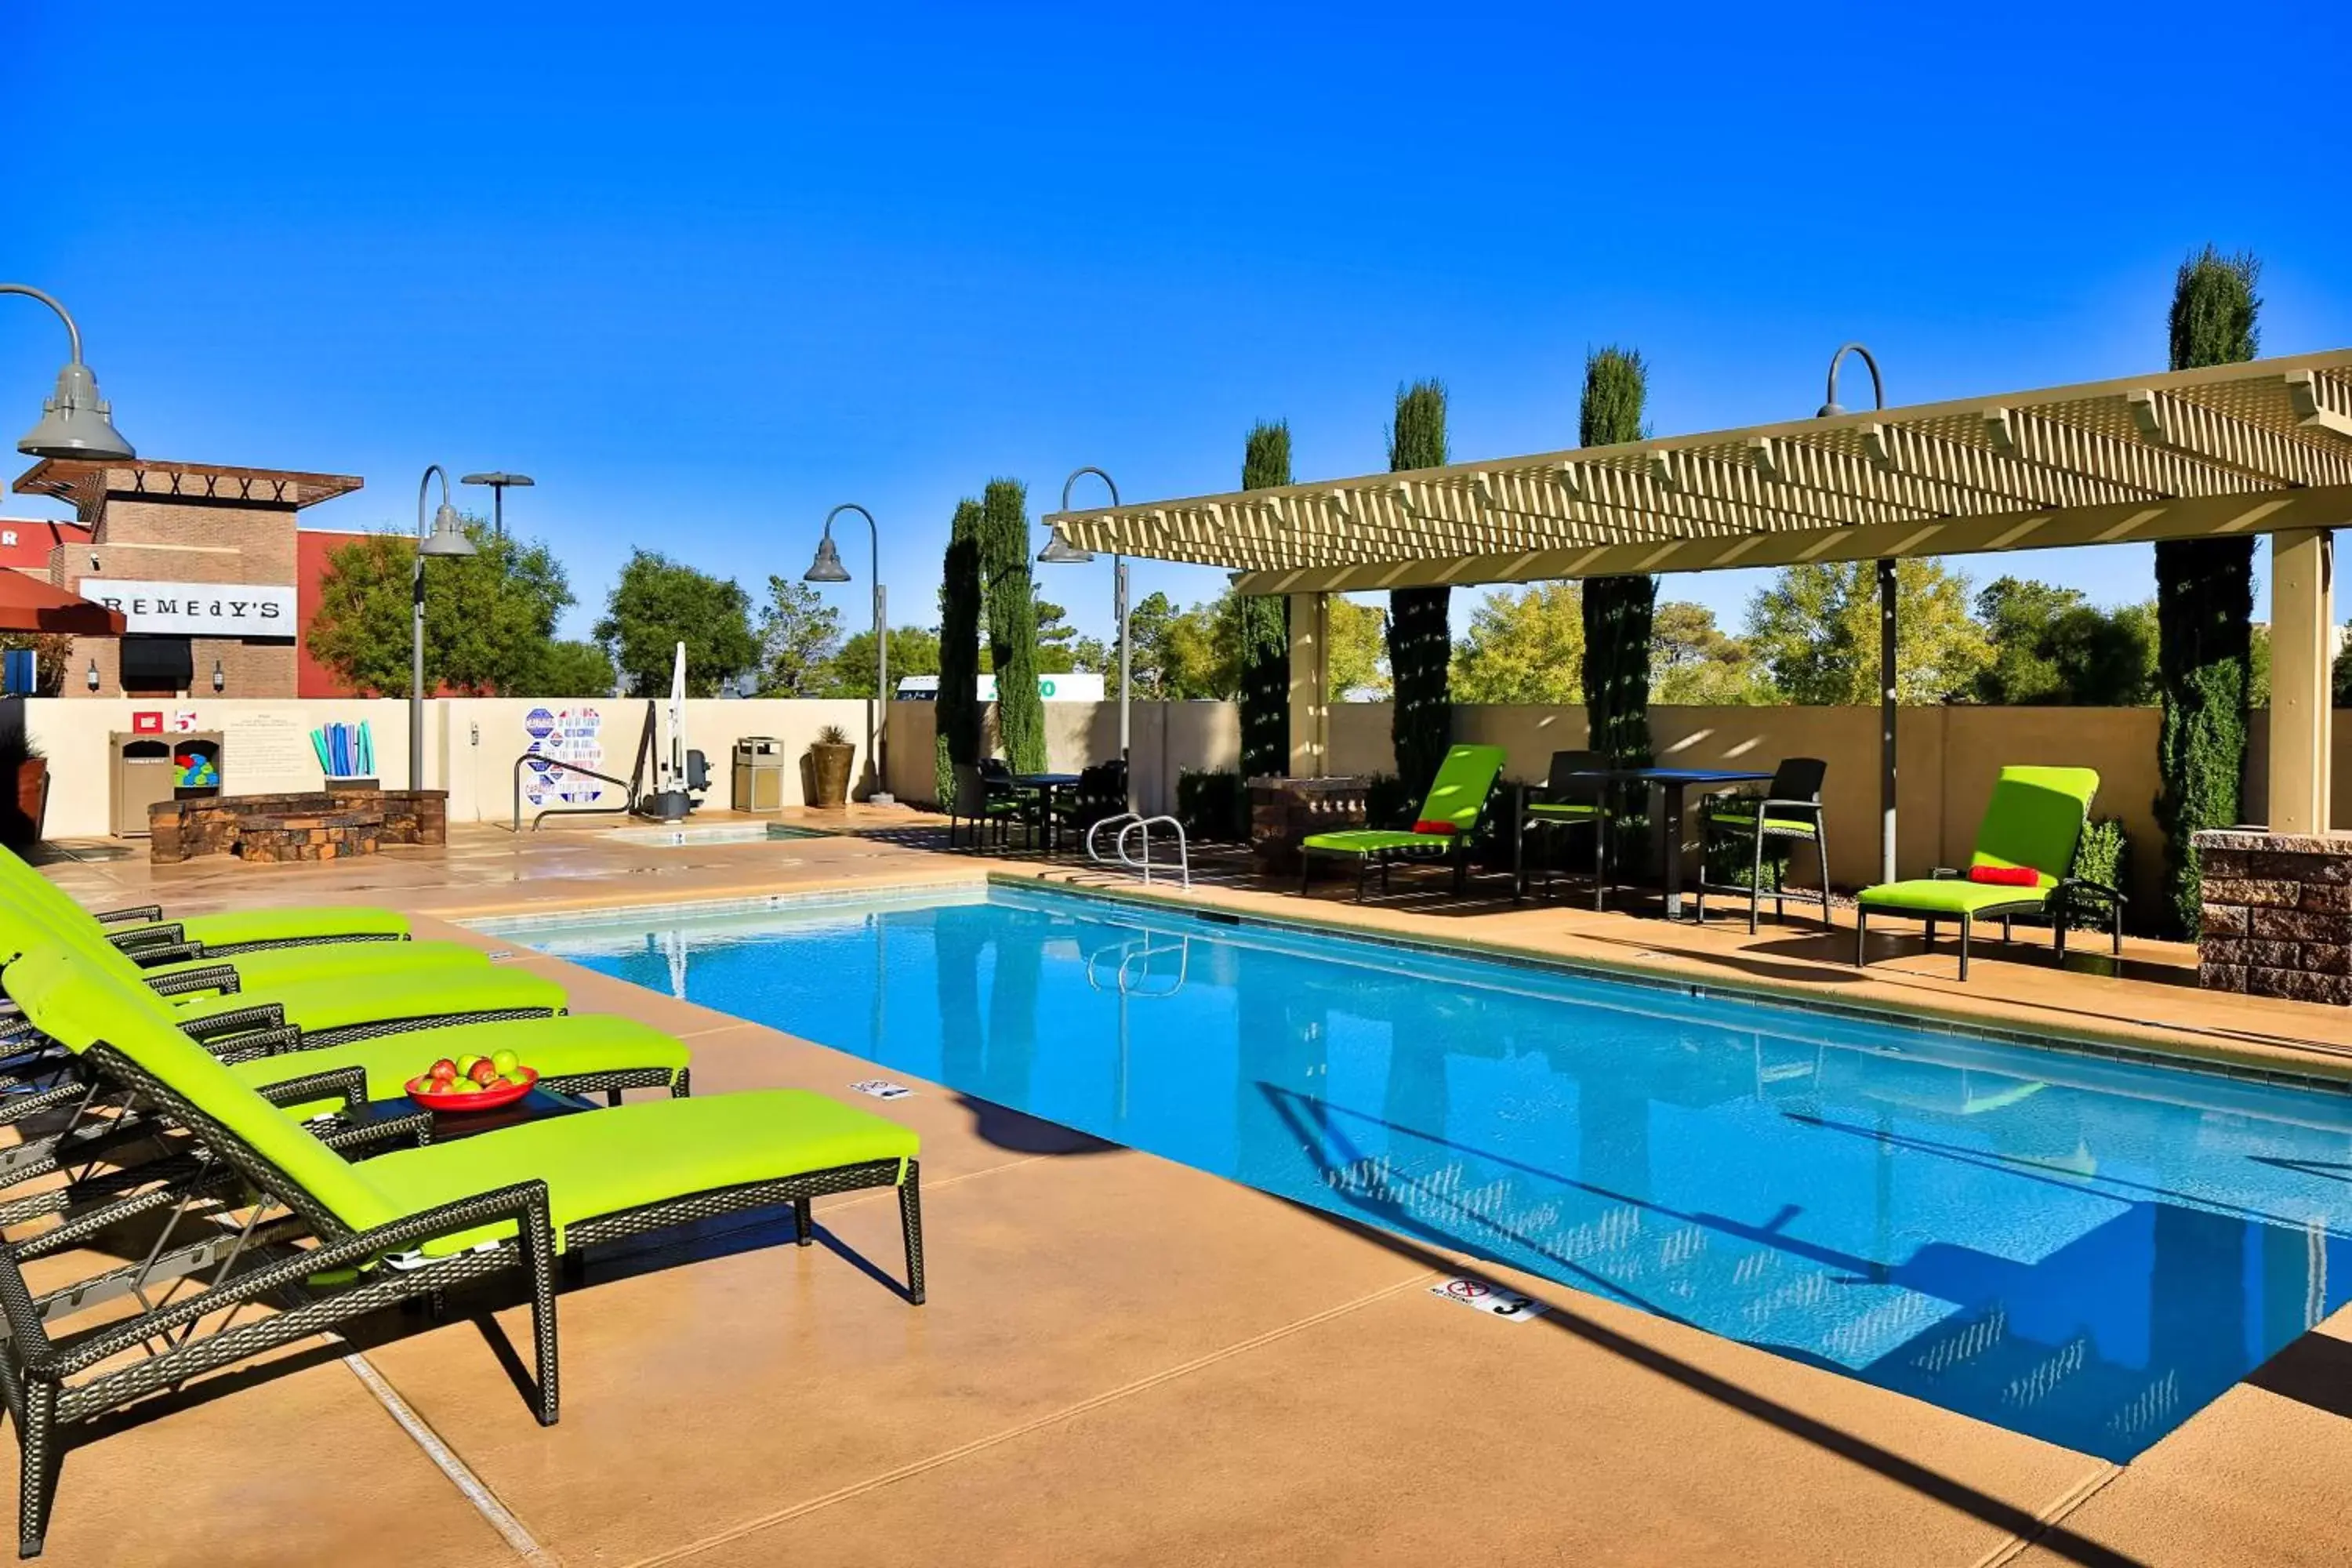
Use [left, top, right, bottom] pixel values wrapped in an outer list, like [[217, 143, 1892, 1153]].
[[1429, 1276, 1548, 1323]]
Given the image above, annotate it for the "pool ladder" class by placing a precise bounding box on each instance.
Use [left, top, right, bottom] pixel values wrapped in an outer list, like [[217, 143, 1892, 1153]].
[[1085, 812, 1190, 889]]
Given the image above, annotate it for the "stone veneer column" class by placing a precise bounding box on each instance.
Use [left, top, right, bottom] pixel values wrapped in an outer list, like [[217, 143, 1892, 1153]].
[[2194, 828, 2352, 1004]]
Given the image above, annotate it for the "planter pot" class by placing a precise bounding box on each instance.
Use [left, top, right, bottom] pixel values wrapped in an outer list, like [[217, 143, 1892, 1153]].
[[808, 743, 855, 808], [4, 759, 47, 848]]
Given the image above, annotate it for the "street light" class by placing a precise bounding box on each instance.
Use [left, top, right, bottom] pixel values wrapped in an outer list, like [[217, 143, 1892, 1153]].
[[803, 503, 894, 804], [2, 284, 134, 460], [1040, 466, 1131, 812], [411, 465, 478, 790], [1817, 343, 1895, 884], [459, 471, 535, 538]]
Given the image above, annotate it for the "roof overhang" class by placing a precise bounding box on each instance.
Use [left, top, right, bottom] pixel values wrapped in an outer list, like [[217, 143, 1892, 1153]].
[[1041, 349, 2352, 594], [13, 458, 365, 514]]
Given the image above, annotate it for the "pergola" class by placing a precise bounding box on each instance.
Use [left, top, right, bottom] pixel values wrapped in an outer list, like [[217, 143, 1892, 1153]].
[[1044, 348, 2352, 865]]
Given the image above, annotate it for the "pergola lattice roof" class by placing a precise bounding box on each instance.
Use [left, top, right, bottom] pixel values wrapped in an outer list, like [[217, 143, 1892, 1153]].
[[1042, 349, 2352, 594]]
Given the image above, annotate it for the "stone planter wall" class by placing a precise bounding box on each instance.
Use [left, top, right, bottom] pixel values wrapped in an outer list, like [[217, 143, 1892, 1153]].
[[2193, 828, 2352, 1004], [148, 787, 448, 864], [1250, 775, 1369, 875]]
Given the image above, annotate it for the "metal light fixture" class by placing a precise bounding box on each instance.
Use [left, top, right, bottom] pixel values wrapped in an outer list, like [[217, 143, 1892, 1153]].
[[84, 659, 99, 692], [1044, 466, 1131, 812], [210, 659, 224, 694], [1817, 343, 1895, 884], [802, 535, 851, 583], [804, 504, 892, 804], [459, 471, 535, 538], [409, 465, 478, 789], [3, 284, 135, 460]]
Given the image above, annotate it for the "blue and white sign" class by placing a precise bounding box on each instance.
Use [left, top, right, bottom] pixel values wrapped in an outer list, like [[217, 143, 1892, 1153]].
[[521, 706, 607, 807]]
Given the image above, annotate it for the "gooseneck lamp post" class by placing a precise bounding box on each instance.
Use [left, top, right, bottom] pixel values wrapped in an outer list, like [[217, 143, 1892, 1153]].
[[804, 503, 893, 804], [2, 284, 135, 460], [410, 465, 478, 789], [1040, 466, 1130, 812], [1818, 343, 1895, 884]]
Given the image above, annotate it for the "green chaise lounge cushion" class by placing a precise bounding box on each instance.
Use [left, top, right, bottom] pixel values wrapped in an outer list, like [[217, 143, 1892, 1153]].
[[230, 1014, 690, 1116], [1526, 801, 1601, 821], [0, 848, 412, 949], [166, 966, 565, 1034], [1302, 744, 1508, 858], [1855, 765, 2098, 923], [365, 1091, 918, 1253], [1855, 878, 2053, 916], [127, 940, 490, 993]]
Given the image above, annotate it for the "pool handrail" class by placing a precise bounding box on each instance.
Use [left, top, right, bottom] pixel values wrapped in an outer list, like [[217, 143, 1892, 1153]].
[[510, 752, 639, 832]]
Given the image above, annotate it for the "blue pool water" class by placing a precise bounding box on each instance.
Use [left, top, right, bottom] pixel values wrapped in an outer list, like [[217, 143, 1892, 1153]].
[[493, 884, 2352, 1459]]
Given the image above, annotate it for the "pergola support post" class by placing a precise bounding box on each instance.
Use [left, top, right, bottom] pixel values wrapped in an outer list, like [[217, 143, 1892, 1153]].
[[2267, 528, 2336, 834], [1287, 591, 1330, 777], [1878, 557, 1898, 884]]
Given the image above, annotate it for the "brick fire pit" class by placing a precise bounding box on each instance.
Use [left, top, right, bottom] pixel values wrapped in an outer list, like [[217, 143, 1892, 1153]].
[[147, 787, 448, 865], [2193, 828, 2352, 1005]]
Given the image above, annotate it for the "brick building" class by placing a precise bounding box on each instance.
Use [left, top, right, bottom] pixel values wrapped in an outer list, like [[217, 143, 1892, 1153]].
[[11, 458, 365, 699]]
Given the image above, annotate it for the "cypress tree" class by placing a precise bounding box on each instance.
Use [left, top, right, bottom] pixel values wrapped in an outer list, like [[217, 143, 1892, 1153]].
[[1577, 347, 1657, 802], [934, 499, 985, 805], [2154, 248, 2260, 937], [1386, 380, 1453, 798], [1237, 420, 1293, 779], [980, 477, 1047, 775]]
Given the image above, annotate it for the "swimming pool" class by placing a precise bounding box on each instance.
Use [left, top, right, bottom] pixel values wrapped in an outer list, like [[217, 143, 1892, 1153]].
[[488, 882, 2352, 1460]]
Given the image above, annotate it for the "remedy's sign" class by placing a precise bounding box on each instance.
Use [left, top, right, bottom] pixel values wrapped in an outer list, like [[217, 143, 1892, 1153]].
[[87, 581, 296, 638]]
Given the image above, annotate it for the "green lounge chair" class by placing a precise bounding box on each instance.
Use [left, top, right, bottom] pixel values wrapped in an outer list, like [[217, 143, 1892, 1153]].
[[1854, 765, 2123, 979], [1301, 745, 1507, 901], [0, 880, 492, 1003], [0, 946, 923, 1559], [0, 846, 413, 956]]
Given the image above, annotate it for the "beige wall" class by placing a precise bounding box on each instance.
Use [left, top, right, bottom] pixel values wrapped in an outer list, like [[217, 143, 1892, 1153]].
[[26, 692, 2345, 907]]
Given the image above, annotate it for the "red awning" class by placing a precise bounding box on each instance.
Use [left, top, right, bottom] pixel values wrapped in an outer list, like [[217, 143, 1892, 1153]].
[[0, 573, 126, 637]]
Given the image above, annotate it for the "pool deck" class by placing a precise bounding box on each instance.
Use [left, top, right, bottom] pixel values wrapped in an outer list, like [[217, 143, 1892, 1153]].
[[16, 814, 2352, 1567]]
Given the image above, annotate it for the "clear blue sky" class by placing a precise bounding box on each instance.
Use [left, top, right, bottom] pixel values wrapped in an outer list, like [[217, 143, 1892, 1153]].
[[5, 2, 2347, 644]]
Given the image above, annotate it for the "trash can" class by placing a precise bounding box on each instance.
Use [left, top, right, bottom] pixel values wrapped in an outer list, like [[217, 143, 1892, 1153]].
[[111, 730, 223, 837], [731, 737, 786, 812]]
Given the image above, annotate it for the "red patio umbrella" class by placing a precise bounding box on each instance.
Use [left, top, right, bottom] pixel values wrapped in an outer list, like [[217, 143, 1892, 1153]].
[[0, 573, 125, 637]]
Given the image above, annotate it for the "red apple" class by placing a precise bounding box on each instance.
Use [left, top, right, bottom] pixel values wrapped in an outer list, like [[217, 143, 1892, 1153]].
[[428, 1059, 459, 1083], [468, 1059, 501, 1086]]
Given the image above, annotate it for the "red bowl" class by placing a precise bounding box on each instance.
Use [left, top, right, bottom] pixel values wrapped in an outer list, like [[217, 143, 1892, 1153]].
[[405, 1066, 538, 1112]]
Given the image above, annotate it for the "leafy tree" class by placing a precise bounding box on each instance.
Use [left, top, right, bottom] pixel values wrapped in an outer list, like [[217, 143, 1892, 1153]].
[[522, 639, 617, 698], [979, 478, 1047, 774], [1972, 578, 2158, 706], [1327, 597, 1391, 699], [1385, 380, 1453, 793], [753, 576, 843, 696], [1236, 420, 1293, 778], [821, 626, 940, 699], [307, 521, 574, 696], [935, 499, 985, 804], [1652, 601, 1773, 705], [1451, 585, 1584, 703], [592, 549, 757, 698], [0, 634, 72, 696], [1577, 347, 1657, 776], [1745, 559, 1991, 706], [1033, 600, 1079, 674], [2154, 245, 2261, 937]]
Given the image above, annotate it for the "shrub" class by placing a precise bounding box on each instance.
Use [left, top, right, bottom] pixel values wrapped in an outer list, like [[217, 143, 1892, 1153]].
[[1176, 769, 1248, 841], [1386, 381, 1453, 795], [2067, 816, 2132, 934], [980, 479, 1047, 775], [935, 499, 984, 805], [1238, 421, 1293, 779]]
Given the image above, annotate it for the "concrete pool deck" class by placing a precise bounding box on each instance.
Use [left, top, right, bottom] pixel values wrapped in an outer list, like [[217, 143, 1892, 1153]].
[[13, 815, 2352, 1566]]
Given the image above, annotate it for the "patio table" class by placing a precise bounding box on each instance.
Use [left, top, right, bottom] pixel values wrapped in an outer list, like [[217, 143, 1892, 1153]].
[[1566, 765, 1772, 920], [1011, 772, 1083, 853]]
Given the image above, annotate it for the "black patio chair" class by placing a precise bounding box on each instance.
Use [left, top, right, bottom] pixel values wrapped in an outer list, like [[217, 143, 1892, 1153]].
[[1693, 757, 1831, 933], [1515, 750, 1612, 909]]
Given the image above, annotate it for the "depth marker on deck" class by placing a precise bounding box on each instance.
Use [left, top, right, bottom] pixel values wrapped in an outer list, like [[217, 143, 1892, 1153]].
[[1428, 1276, 1548, 1323]]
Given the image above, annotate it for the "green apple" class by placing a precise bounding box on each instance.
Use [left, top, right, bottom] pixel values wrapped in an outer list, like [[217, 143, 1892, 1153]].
[[452, 1078, 483, 1095], [456, 1054, 485, 1076], [491, 1048, 521, 1076]]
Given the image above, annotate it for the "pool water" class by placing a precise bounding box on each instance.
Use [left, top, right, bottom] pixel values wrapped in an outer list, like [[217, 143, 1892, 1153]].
[[492, 884, 2352, 1460]]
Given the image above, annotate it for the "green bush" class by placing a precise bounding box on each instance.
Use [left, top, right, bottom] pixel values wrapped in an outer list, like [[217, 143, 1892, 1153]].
[[1237, 422, 1292, 779], [980, 478, 1046, 775], [1176, 769, 1249, 841], [2067, 816, 2132, 933], [935, 499, 984, 806]]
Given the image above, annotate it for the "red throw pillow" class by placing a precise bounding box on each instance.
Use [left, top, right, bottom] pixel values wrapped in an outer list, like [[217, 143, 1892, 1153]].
[[1411, 819, 1458, 837], [1967, 866, 2038, 887]]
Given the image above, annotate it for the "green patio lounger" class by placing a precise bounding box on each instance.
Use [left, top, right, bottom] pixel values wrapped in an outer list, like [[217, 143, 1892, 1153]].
[[0, 946, 922, 1559], [0, 880, 491, 1003], [1299, 744, 1507, 901], [1853, 764, 2123, 980], [0, 846, 415, 956]]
